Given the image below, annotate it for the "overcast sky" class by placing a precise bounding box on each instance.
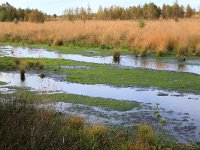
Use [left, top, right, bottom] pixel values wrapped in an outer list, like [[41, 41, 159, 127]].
[[0, 0, 199, 15]]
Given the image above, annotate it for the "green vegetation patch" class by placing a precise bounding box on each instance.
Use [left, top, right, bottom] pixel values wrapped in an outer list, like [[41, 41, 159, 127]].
[[1, 57, 200, 94], [40, 94, 140, 111], [0, 57, 17, 70], [51, 60, 200, 94], [0, 42, 130, 56]]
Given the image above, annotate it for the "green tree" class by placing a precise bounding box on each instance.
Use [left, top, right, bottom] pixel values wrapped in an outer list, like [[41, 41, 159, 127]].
[[0, 3, 46, 22], [186, 4, 193, 18], [0, 11, 6, 21], [143, 3, 160, 19], [80, 7, 87, 22], [28, 9, 45, 23], [87, 4, 92, 20], [53, 14, 57, 20], [64, 8, 75, 21], [173, 0, 179, 20], [97, 6, 104, 20]]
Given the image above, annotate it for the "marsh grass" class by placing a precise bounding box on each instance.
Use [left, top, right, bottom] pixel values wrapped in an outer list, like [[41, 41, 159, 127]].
[[0, 20, 200, 56], [38, 94, 140, 111], [0, 92, 119, 150], [27, 60, 44, 70], [0, 92, 189, 149], [1, 57, 200, 94], [53, 37, 64, 46]]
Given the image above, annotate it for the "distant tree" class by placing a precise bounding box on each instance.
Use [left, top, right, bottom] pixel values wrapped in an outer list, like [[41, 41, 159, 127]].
[[186, 4, 193, 18], [87, 4, 92, 20], [143, 3, 160, 19], [161, 4, 173, 19], [179, 5, 185, 18], [53, 14, 57, 20], [0, 11, 6, 21], [64, 8, 75, 21], [74, 7, 80, 19], [130, 6, 141, 19], [0, 3, 46, 22], [17, 8, 25, 21], [28, 9, 45, 23], [0, 2, 17, 21], [97, 6, 104, 20], [121, 9, 130, 20], [79, 7, 87, 22], [173, 0, 179, 21]]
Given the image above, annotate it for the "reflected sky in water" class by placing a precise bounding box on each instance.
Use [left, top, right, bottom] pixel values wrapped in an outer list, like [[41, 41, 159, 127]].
[[1, 46, 200, 75], [0, 72, 200, 128]]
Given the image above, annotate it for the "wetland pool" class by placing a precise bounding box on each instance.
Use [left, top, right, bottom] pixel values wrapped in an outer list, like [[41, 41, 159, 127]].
[[1, 46, 200, 74]]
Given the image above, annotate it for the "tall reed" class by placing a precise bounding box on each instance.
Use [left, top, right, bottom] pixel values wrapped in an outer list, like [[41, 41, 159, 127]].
[[0, 20, 200, 56]]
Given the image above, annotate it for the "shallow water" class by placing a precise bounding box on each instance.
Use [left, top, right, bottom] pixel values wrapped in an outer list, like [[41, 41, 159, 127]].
[[0, 72, 200, 127], [1, 46, 200, 74], [40, 102, 198, 143], [1, 46, 200, 141]]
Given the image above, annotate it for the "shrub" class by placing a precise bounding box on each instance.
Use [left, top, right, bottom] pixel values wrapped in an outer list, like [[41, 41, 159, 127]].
[[156, 50, 166, 57], [27, 61, 35, 68], [140, 49, 148, 57], [14, 58, 21, 66], [35, 60, 44, 70], [176, 44, 188, 57], [28, 9, 45, 23], [13, 18, 18, 24], [138, 18, 145, 28], [66, 116, 85, 131], [113, 48, 121, 64], [53, 37, 64, 46], [27, 60, 44, 70]]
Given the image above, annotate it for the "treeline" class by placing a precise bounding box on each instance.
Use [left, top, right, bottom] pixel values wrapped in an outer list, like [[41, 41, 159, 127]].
[[64, 3, 196, 21], [0, 2, 197, 22], [0, 2, 45, 22]]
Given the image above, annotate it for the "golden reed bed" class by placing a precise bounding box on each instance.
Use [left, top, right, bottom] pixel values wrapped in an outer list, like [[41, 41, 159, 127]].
[[0, 19, 200, 55]]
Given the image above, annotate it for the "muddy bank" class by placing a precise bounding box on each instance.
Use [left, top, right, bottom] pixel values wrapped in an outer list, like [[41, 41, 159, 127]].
[[40, 102, 199, 143]]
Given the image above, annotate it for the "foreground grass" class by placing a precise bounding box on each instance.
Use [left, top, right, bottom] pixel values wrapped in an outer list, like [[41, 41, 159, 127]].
[[38, 94, 140, 111], [0, 92, 193, 149], [1, 57, 200, 94]]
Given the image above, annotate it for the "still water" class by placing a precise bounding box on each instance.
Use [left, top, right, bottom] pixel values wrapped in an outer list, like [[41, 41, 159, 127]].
[[1, 46, 200, 74]]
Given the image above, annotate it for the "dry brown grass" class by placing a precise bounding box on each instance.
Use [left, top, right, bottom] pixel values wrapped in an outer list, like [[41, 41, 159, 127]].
[[0, 19, 200, 55]]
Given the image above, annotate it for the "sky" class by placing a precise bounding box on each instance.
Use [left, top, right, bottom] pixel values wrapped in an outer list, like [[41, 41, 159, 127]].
[[0, 0, 199, 15]]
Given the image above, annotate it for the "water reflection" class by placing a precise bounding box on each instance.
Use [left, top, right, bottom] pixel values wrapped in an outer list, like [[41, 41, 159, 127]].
[[178, 63, 186, 72], [0, 46, 200, 75], [155, 62, 169, 70], [0, 72, 200, 119], [1, 71, 200, 139], [20, 71, 26, 82]]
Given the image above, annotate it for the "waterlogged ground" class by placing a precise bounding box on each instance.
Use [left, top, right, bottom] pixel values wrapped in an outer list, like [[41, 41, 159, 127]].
[[1, 46, 200, 74], [0, 71, 200, 142], [1, 45, 200, 143]]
